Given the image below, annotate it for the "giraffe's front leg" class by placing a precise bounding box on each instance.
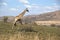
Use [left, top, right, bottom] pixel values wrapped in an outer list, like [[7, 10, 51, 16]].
[[14, 22, 16, 26], [12, 19, 17, 29], [19, 19, 23, 25]]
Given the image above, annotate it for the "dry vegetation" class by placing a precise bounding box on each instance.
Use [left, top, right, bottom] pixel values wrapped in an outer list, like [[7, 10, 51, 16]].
[[0, 21, 60, 40]]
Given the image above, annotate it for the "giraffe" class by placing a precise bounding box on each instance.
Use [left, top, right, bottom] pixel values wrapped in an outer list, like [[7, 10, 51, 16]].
[[13, 8, 29, 26]]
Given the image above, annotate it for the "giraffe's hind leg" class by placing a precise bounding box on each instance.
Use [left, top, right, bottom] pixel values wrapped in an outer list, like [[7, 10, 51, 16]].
[[18, 19, 23, 25]]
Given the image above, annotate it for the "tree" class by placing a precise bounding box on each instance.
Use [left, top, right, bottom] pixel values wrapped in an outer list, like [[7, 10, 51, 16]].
[[3, 16, 8, 23]]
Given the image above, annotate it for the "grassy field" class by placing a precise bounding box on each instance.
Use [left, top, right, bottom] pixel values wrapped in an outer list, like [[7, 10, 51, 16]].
[[0, 21, 60, 40]]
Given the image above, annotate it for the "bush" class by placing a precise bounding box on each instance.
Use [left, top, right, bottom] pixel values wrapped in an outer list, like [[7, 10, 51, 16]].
[[50, 24, 56, 27]]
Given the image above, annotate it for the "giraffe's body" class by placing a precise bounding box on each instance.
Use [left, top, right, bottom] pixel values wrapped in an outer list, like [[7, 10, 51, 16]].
[[13, 8, 29, 26]]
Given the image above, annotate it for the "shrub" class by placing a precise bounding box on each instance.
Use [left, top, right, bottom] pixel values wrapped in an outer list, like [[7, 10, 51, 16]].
[[50, 24, 56, 27]]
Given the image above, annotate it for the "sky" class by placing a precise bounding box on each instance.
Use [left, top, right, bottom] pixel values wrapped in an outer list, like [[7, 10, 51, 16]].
[[0, 0, 60, 16]]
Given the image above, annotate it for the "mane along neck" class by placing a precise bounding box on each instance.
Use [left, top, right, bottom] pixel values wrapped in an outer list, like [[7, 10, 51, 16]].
[[18, 9, 27, 18]]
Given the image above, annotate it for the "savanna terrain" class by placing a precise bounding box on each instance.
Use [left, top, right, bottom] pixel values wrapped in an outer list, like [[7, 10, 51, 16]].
[[0, 21, 60, 40]]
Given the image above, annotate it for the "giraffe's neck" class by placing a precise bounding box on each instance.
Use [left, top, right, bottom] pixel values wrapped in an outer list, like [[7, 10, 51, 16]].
[[18, 9, 26, 18]]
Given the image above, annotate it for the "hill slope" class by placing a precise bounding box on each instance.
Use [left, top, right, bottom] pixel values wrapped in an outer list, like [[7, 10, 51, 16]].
[[23, 10, 60, 23], [0, 10, 60, 22]]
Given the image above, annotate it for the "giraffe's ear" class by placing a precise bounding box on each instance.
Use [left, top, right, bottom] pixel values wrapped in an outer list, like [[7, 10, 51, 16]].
[[26, 8, 28, 10]]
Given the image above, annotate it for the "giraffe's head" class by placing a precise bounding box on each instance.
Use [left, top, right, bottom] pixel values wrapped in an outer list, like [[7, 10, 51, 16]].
[[26, 8, 29, 12]]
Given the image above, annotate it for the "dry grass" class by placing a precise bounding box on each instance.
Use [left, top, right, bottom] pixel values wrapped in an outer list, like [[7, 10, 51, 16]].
[[0, 21, 60, 40]]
